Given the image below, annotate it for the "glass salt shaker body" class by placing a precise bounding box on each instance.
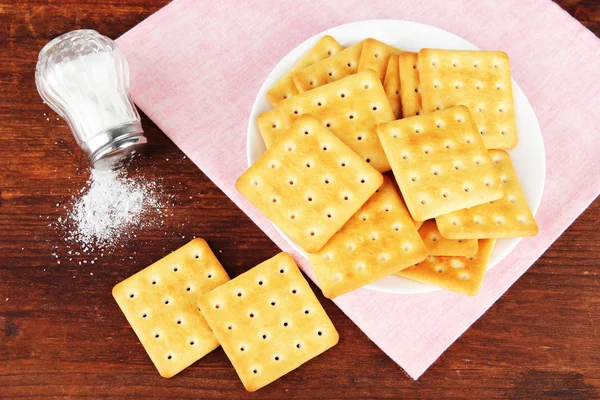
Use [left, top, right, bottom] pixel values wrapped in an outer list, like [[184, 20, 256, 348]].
[[35, 29, 146, 169]]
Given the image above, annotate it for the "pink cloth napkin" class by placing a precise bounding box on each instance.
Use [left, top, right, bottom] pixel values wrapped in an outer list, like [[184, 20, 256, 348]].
[[116, 0, 600, 379]]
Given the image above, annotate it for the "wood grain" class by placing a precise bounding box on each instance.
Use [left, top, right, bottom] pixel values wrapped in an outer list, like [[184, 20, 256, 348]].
[[0, 1, 598, 398]]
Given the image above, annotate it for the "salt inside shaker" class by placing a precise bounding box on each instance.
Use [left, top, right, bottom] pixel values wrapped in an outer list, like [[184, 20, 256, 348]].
[[35, 29, 147, 169]]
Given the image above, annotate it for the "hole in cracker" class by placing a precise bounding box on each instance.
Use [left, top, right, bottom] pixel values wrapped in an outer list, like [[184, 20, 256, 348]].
[[173, 266, 178, 272], [306, 162, 311, 168], [292, 289, 297, 294], [214, 304, 220, 309], [208, 273, 213, 278], [356, 263, 366, 271], [309, 81, 314, 86], [317, 331, 323, 336], [271, 301, 276, 306], [293, 110, 299, 114], [240, 346, 245, 351], [326, 122, 331, 128], [283, 321, 289, 327], [326, 213, 332, 219], [296, 343, 302, 349], [349, 114, 354, 119], [452, 219, 459, 226], [186, 286, 191, 292], [357, 135, 363, 141], [501, 131, 506, 136], [340, 161, 346, 167], [403, 243, 412, 252], [431, 236, 438, 242], [393, 224, 402, 232], [420, 199, 426, 205], [379, 254, 389, 262], [190, 341, 195, 346], [424, 147, 431, 154], [152, 280, 157, 285], [340, 93, 346, 98], [274, 355, 280, 361], [435, 266, 444, 273], [258, 280, 263, 285], [272, 123, 277, 129], [271, 162, 277, 169], [322, 145, 328, 151], [228, 325, 233, 330], [509, 195, 516, 203], [317, 101, 323, 106], [459, 272, 470, 280], [177, 319, 182, 325], [167, 355, 173, 360], [249, 313, 254, 318], [262, 333, 267, 339], [366, 158, 371, 163], [370, 233, 378, 241], [364, 84, 370, 89], [473, 216, 482, 225], [442, 191, 449, 198], [343, 195, 349, 201], [253, 369, 258, 374], [142, 313, 148, 318], [310, 231, 315, 236], [155, 333, 160, 338], [129, 293, 135, 298]]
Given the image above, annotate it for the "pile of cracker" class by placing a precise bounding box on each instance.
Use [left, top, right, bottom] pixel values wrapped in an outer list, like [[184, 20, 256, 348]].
[[238, 36, 539, 298]]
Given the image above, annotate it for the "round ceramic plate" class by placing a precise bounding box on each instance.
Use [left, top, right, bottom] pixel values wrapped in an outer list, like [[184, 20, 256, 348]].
[[247, 20, 545, 294]]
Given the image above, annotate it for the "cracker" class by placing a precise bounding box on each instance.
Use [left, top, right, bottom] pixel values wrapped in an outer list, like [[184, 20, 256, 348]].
[[398, 52, 422, 117], [267, 35, 343, 106], [418, 219, 478, 256], [397, 239, 496, 296], [377, 105, 504, 221], [293, 41, 364, 93], [257, 109, 285, 149], [277, 70, 396, 172], [418, 49, 517, 149], [436, 150, 538, 239], [112, 239, 230, 378], [308, 176, 427, 298], [199, 253, 339, 392], [357, 38, 403, 82], [237, 115, 383, 253], [383, 54, 402, 119]]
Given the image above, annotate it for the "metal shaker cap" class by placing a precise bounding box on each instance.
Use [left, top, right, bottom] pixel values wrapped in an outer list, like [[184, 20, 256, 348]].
[[35, 29, 147, 169]]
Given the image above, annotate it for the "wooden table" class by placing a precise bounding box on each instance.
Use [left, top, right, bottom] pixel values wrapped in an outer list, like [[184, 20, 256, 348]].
[[1, 1, 598, 398]]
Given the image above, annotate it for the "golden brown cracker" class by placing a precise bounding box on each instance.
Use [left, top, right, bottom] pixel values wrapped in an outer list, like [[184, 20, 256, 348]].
[[199, 253, 339, 392], [377, 106, 504, 221], [358, 38, 403, 81], [277, 70, 396, 172], [398, 52, 422, 117], [436, 150, 538, 239], [112, 239, 230, 378], [237, 115, 383, 253], [397, 239, 496, 296], [293, 41, 364, 93], [418, 49, 517, 149], [308, 176, 427, 298], [383, 54, 402, 119], [267, 35, 343, 106], [418, 219, 478, 256]]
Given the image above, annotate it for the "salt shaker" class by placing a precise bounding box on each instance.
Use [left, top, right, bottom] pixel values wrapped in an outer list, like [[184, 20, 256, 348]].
[[35, 29, 147, 169]]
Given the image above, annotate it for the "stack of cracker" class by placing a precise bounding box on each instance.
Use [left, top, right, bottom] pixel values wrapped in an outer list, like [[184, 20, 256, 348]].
[[241, 37, 538, 299]]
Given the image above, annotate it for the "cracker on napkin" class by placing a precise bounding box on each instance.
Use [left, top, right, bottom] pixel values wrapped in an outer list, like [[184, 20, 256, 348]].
[[237, 114, 383, 253], [293, 41, 364, 93], [357, 38, 403, 81], [112, 239, 230, 378], [377, 106, 504, 221], [418, 219, 478, 256], [397, 239, 496, 296], [436, 150, 538, 239], [308, 176, 427, 298], [277, 70, 396, 172], [267, 35, 343, 106], [398, 52, 422, 117], [383, 54, 402, 119], [199, 253, 339, 391], [418, 49, 517, 149]]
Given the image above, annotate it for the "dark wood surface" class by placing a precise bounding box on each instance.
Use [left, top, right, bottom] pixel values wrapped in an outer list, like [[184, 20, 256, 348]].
[[1, 1, 599, 398]]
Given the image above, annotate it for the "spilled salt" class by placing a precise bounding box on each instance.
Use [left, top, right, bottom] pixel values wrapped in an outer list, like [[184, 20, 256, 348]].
[[63, 168, 162, 248]]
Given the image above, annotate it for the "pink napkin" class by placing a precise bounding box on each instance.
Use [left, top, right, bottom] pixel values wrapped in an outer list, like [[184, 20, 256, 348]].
[[116, 0, 600, 379]]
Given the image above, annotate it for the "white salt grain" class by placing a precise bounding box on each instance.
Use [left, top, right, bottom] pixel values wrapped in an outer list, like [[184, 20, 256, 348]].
[[63, 168, 162, 248]]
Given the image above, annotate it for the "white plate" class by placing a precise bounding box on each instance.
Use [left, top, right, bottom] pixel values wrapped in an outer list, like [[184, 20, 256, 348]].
[[247, 20, 545, 294]]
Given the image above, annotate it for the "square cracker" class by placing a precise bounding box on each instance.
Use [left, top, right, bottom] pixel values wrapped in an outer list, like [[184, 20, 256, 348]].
[[418, 219, 478, 256], [277, 70, 396, 172], [397, 239, 496, 296], [398, 52, 422, 117], [383, 54, 402, 119], [112, 239, 230, 378], [418, 49, 517, 149], [293, 41, 364, 93], [237, 115, 383, 253], [377, 105, 504, 221], [436, 150, 538, 239], [308, 176, 427, 298], [199, 253, 339, 392], [267, 35, 343, 106], [357, 38, 403, 82], [257, 109, 286, 149]]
